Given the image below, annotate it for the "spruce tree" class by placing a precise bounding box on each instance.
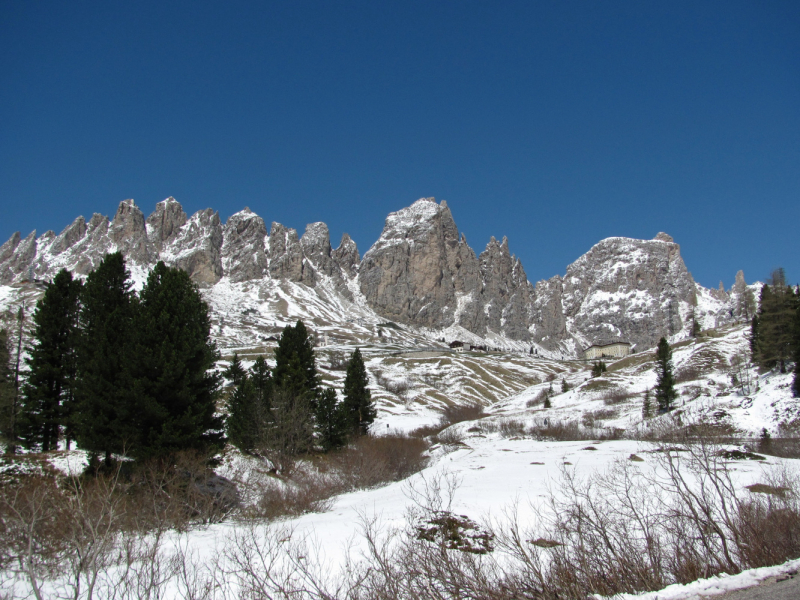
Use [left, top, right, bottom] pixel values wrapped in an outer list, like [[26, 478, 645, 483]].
[[272, 321, 318, 398], [226, 374, 259, 453], [561, 378, 569, 393], [341, 348, 376, 436], [752, 270, 799, 373], [227, 356, 273, 453], [0, 329, 14, 450], [315, 388, 348, 451], [655, 337, 677, 413], [19, 269, 82, 451], [223, 353, 246, 386], [126, 261, 223, 461], [642, 388, 652, 419], [75, 252, 134, 465], [793, 295, 800, 398]]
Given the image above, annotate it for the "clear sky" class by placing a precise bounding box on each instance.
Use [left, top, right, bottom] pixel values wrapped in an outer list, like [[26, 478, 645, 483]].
[[1, 1, 798, 288]]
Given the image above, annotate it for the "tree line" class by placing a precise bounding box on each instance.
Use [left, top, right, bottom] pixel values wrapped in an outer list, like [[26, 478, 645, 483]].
[[0, 252, 376, 469], [750, 268, 800, 396]]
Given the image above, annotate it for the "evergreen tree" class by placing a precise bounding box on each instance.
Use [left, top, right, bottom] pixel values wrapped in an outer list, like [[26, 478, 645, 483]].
[[75, 252, 134, 465], [223, 353, 246, 386], [18, 269, 82, 451], [752, 271, 798, 373], [272, 320, 318, 399], [126, 261, 223, 461], [655, 337, 677, 413], [226, 374, 259, 453], [315, 388, 348, 451], [250, 356, 273, 409], [341, 348, 376, 436], [227, 356, 273, 453], [561, 378, 569, 393], [591, 361, 607, 377], [0, 329, 14, 450], [793, 295, 800, 398], [642, 388, 652, 419]]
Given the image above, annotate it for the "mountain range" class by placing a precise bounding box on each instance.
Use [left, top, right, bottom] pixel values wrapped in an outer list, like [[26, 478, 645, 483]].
[[0, 196, 754, 356]]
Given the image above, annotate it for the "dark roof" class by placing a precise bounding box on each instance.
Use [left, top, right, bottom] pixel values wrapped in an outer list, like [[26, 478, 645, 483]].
[[584, 341, 631, 351]]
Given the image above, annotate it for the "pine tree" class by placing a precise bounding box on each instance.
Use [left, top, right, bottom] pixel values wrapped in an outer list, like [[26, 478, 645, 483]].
[[793, 294, 800, 398], [752, 272, 798, 373], [655, 337, 677, 413], [226, 374, 259, 453], [0, 329, 14, 450], [18, 269, 82, 451], [561, 378, 569, 393], [126, 261, 223, 461], [642, 388, 652, 419], [75, 253, 134, 465], [223, 353, 246, 386], [315, 388, 348, 451], [227, 356, 273, 453], [591, 361, 607, 377], [341, 348, 375, 436], [272, 320, 318, 399]]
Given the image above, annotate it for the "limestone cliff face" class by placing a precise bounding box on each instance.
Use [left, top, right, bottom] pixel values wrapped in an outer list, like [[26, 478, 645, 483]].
[[531, 234, 699, 351], [146, 197, 187, 253], [478, 236, 534, 340], [358, 198, 485, 331], [221, 208, 268, 283]]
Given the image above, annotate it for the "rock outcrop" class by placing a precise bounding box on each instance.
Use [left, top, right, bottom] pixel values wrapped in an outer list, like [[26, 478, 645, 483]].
[[531, 234, 698, 352], [221, 209, 268, 283]]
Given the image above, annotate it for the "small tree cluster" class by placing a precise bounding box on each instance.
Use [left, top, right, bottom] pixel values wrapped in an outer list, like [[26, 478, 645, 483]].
[[225, 323, 377, 464], [12, 254, 223, 465], [751, 269, 799, 374], [591, 361, 607, 377]]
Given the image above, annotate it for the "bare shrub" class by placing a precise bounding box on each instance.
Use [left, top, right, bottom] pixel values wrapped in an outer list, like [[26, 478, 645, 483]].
[[124, 451, 238, 532], [581, 408, 618, 428], [327, 351, 348, 370], [326, 433, 429, 492], [600, 387, 636, 405], [409, 423, 445, 439], [499, 418, 527, 438], [436, 427, 465, 446], [675, 363, 703, 384], [526, 388, 551, 408], [439, 403, 485, 426]]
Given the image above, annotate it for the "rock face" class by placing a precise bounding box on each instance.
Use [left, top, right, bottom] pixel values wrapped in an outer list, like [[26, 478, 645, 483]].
[[146, 197, 187, 252], [221, 209, 268, 283], [0, 195, 742, 354], [531, 235, 698, 352], [358, 198, 485, 331]]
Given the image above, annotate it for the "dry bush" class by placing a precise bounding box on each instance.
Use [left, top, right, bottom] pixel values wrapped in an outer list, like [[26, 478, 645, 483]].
[[498, 418, 527, 438], [439, 403, 485, 427], [675, 363, 704, 383], [123, 451, 238, 532], [600, 387, 637, 405], [526, 388, 551, 408], [436, 427, 466, 446], [409, 423, 445, 439], [581, 408, 618, 428], [322, 433, 429, 493]]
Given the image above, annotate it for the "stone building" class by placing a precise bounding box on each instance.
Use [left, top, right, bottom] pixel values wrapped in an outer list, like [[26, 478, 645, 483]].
[[584, 341, 631, 360]]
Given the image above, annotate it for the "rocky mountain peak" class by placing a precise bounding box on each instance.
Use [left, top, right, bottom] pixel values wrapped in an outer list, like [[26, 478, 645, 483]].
[[332, 233, 359, 278], [654, 232, 674, 243], [110, 199, 152, 264], [146, 197, 188, 251]]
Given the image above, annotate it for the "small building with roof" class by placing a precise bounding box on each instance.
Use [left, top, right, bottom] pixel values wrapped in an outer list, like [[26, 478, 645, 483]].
[[584, 341, 632, 360]]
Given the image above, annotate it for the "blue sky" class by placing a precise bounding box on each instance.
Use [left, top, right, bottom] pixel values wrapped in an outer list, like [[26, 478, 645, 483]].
[[1, 1, 798, 287]]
